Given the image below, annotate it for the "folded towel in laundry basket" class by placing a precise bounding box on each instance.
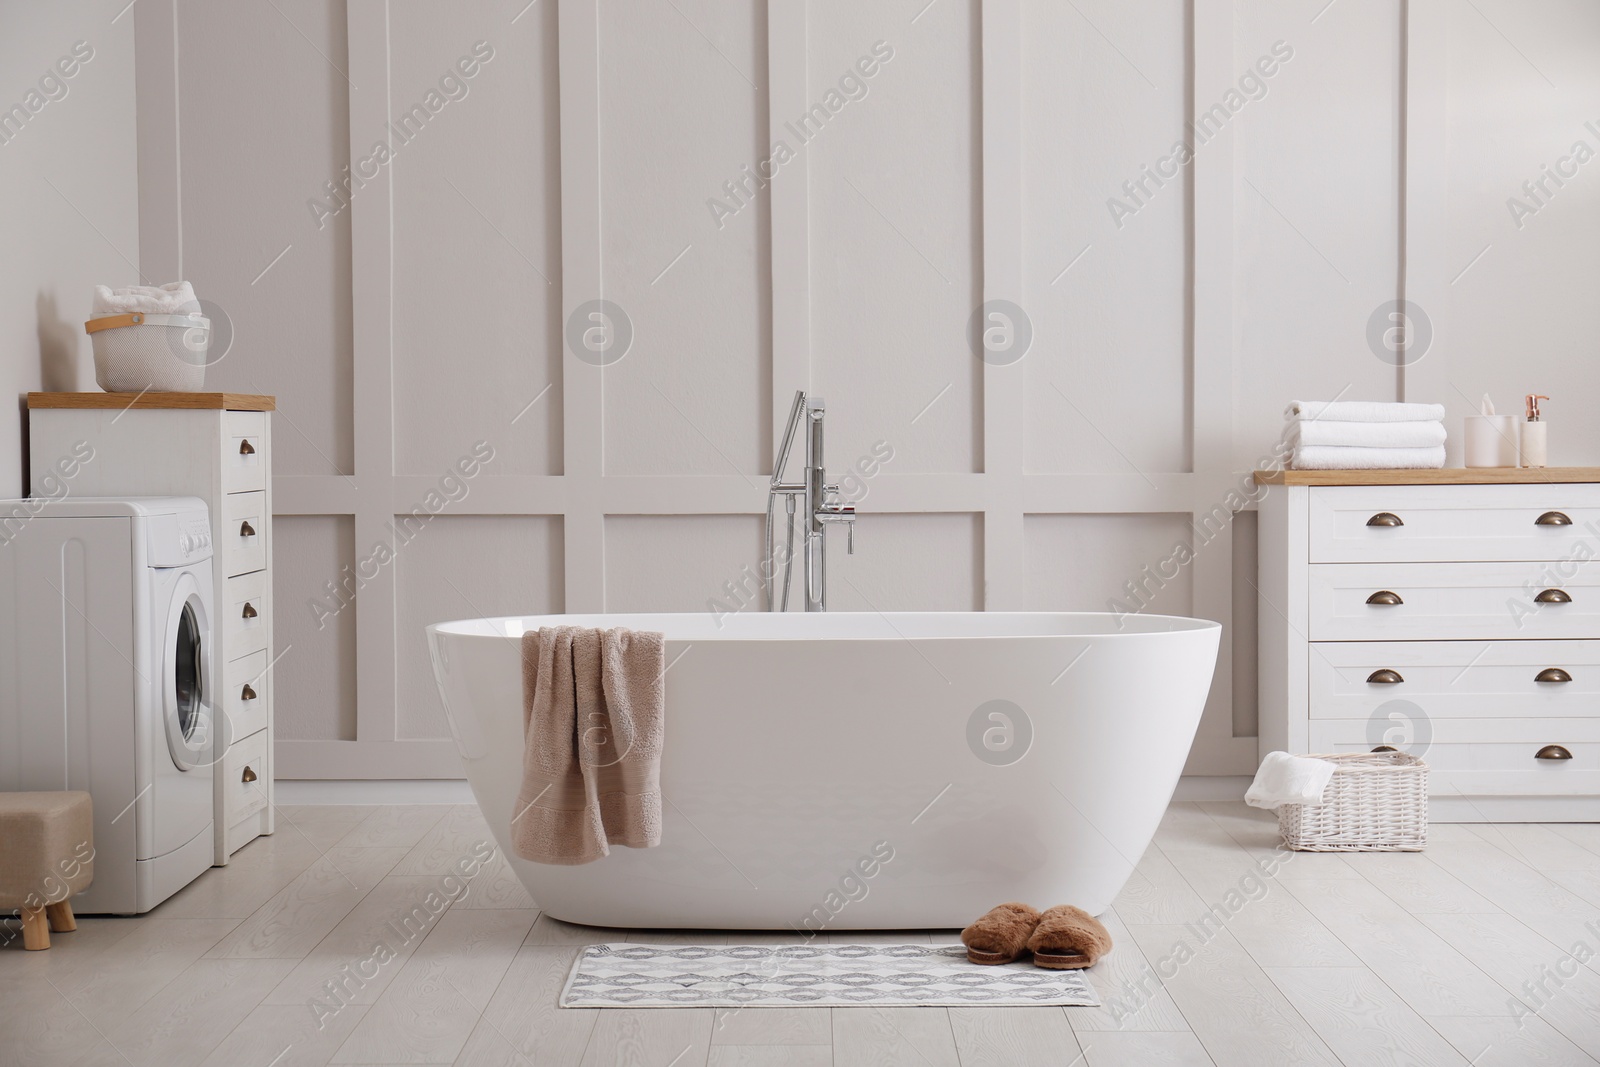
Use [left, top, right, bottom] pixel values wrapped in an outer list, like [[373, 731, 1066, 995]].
[[1245, 751, 1336, 810], [92, 281, 199, 316]]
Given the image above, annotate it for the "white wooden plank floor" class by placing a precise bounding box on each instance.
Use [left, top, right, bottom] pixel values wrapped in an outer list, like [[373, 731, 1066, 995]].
[[3, 800, 1598, 1066]]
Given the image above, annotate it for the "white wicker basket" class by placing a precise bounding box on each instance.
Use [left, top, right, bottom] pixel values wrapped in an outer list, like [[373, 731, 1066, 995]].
[[1278, 751, 1428, 852]]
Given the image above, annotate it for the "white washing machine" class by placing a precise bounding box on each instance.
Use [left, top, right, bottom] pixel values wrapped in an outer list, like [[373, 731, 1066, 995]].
[[0, 497, 216, 914]]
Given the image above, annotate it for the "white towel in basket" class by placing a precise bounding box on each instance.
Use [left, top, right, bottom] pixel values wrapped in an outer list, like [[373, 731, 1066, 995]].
[[1245, 751, 1335, 810], [92, 281, 199, 315]]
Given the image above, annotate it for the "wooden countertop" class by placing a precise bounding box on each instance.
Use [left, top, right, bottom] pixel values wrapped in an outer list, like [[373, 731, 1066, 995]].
[[1255, 467, 1600, 486], [29, 392, 275, 411]]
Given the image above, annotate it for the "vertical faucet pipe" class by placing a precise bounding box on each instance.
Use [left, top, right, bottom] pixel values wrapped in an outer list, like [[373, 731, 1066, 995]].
[[804, 397, 826, 611], [781, 493, 796, 611], [763, 492, 776, 611]]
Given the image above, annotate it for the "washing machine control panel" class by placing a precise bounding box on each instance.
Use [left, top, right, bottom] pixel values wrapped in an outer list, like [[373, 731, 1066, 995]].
[[178, 518, 211, 557], [178, 521, 211, 555], [146, 508, 214, 566]]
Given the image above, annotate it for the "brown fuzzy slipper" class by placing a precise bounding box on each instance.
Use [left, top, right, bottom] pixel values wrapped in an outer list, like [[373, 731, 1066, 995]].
[[1027, 905, 1112, 969], [960, 902, 1042, 965]]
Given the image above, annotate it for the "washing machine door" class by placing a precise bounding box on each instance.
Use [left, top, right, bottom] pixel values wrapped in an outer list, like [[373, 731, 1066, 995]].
[[162, 571, 215, 770]]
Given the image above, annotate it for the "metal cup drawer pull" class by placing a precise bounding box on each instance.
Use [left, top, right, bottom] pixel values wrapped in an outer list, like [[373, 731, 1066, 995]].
[[1366, 590, 1404, 605], [1366, 512, 1404, 527], [242, 765, 258, 783], [1366, 669, 1404, 684], [241, 683, 258, 701], [1535, 668, 1573, 683], [239, 440, 256, 456], [1535, 745, 1573, 761], [242, 602, 258, 620], [1535, 511, 1572, 526], [1535, 588, 1572, 604], [239, 520, 256, 538]]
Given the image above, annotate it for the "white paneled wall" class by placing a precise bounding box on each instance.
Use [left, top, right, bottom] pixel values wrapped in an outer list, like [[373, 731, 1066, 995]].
[[1022, 0, 1191, 477], [810, 0, 983, 476], [173, 0, 354, 477], [1023, 514, 1195, 618], [390, 1, 564, 478], [272, 516, 356, 742], [600, 0, 771, 478], [605, 516, 763, 613], [393, 515, 564, 737], [1, 5, 139, 496], [829, 513, 984, 612], [1407, 0, 1600, 461], [131, 0, 1595, 780], [1231, 0, 1402, 467]]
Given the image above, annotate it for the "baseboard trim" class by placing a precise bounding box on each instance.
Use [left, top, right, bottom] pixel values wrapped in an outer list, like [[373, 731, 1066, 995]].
[[274, 779, 476, 805], [1174, 775, 1251, 801], [1429, 794, 1600, 823], [275, 740, 463, 779]]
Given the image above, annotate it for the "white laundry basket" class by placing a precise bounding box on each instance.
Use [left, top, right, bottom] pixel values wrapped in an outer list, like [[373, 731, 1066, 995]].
[[1277, 751, 1429, 852], [85, 311, 209, 392]]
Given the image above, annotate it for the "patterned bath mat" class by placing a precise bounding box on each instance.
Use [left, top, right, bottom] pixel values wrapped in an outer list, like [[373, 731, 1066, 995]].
[[560, 943, 1100, 1008]]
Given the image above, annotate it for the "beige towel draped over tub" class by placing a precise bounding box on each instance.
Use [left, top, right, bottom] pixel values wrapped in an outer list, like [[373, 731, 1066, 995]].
[[511, 627, 665, 865]]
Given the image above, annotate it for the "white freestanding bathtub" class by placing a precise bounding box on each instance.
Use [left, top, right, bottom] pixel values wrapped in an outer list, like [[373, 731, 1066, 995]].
[[427, 611, 1220, 930]]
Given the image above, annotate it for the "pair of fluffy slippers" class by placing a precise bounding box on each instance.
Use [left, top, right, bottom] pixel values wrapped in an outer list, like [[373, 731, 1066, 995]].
[[960, 902, 1112, 969]]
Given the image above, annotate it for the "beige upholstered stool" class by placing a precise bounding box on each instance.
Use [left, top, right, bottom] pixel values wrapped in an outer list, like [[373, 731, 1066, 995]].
[[0, 791, 94, 950]]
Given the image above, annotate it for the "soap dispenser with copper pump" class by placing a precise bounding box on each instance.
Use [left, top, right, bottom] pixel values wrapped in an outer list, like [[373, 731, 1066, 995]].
[[1521, 394, 1549, 468]]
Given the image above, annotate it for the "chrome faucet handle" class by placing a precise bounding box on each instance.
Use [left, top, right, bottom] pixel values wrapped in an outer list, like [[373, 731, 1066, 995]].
[[817, 501, 856, 554]]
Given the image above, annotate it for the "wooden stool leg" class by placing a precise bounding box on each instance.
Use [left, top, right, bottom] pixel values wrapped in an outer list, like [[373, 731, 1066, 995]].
[[45, 901, 76, 933], [20, 906, 50, 950]]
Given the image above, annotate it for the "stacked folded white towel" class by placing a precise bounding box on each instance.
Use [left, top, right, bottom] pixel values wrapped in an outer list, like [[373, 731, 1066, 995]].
[[92, 281, 200, 316], [1282, 401, 1447, 470]]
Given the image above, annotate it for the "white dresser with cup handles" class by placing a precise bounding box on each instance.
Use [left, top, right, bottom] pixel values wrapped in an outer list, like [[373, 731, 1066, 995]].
[[1257, 467, 1600, 821], [28, 392, 275, 861]]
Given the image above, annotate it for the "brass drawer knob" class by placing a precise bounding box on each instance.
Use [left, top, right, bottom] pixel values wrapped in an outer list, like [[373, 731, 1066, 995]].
[[1535, 745, 1573, 761], [1366, 590, 1404, 605], [241, 683, 258, 701], [242, 602, 258, 619], [239, 439, 256, 455], [1535, 511, 1572, 526], [1366, 512, 1404, 527], [242, 766, 258, 783], [1367, 669, 1404, 684], [1535, 588, 1572, 604], [1535, 668, 1572, 683], [239, 520, 256, 538]]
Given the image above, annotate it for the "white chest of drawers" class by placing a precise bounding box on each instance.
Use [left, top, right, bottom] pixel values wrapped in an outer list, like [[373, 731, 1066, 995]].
[[28, 392, 275, 862], [1258, 469, 1600, 821]]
